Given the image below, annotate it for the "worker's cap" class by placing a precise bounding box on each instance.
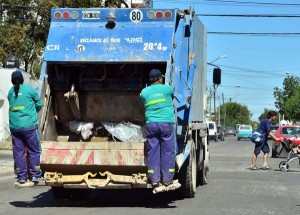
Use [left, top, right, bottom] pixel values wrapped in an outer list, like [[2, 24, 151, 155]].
[[11, 70, 23, 80], [149, 69, 165, 79]]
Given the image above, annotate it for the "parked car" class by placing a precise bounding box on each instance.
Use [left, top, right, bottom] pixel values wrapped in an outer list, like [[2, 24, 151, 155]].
[[268, 125, 279, 140], [272, 125, 300, 158], [217, 125, 225, 141], [237, 124, 253, 141], [225, 127, 236, 136], [207, 121, 218, 142]]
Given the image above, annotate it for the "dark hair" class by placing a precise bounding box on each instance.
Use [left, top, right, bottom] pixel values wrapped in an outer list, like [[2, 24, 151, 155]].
[[12, 78, 24, 97], [149, 77, 159, 84], [267, 110, 277, 119]]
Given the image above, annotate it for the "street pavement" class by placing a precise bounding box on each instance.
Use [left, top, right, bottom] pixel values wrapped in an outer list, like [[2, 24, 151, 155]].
[[0, 149, 14, 177], [0, 137, 300, 215]]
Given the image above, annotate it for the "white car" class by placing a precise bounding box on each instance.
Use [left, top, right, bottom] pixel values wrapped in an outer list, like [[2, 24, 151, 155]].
[[207, 121, 218, 142]]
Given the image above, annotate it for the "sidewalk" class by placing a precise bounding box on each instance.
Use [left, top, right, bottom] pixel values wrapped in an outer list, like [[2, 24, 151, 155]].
[[0, 141, 12, 150]]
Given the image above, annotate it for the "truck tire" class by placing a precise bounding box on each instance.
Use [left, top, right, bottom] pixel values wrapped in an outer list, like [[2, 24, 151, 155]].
[[215, 134, 218, 142], [197, 151, 208, 186], [177, 142, 197, 198], [196, 137, 207, 186]]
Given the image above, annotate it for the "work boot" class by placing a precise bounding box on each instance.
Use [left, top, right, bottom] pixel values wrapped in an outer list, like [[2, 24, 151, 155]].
[[151, 182, 160, 188], [31, 177, 40, 186], [163, 179, 181, 191], [14, 179, 34, 188], [152, 184, 167, 194]]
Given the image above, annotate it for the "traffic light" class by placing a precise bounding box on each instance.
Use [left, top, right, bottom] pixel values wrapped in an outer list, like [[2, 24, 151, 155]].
[[213, 68, 221, 85]]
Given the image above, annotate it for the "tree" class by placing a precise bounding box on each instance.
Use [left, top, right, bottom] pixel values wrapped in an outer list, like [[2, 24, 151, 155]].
[[274, 75, 300, 122], [0, 0, 121, 76], [218, 102, 252, 127]]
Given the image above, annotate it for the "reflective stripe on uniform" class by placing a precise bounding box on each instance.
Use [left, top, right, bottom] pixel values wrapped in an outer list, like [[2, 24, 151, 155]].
[[169, 168, 175, 173], [148, 169, 154, 174], [145, 98, 166, 106], [10, 106, 25, 111]]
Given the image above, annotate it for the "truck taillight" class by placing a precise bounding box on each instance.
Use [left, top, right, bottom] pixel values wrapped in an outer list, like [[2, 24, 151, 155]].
[[147, 10, 172, 20], [156, 11, 163, 19], [54, 12, 62, 19], [71, 11, 79, 19], [63, 11, 70, 19], [147, 11, 155, 19], [164, 11, 172, 19]]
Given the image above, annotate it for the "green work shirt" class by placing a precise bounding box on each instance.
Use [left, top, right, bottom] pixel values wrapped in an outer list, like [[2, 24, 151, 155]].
[[140, 84, 175, 124], [8, 84, 43, 130]]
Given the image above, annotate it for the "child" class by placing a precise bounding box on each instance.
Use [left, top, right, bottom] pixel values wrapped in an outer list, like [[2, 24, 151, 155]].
[[291, 143, 300, 157]]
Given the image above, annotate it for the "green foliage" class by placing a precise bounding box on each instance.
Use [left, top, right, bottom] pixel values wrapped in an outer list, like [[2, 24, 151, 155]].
[[273, 76, 300, 122], [218, 102, 252, 127], [0, 0, 117, 76]]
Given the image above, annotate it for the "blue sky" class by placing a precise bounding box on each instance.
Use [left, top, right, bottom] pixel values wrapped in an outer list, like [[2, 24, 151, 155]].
[[154, 0, 300, 121]]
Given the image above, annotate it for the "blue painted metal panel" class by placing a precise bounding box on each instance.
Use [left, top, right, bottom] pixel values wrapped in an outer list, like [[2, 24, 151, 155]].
[[44, 8, 176, 62]]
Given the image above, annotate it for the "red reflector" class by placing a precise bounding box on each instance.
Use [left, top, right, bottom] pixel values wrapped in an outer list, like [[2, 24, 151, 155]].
[[63, 11, 70, 19], [164, 11, 172, 19], [156, 11, 163, 19], [54, 12, 61, 19]]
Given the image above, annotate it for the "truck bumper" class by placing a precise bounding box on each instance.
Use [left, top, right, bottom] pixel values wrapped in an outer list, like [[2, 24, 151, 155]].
[[44, 171, 149, 189]]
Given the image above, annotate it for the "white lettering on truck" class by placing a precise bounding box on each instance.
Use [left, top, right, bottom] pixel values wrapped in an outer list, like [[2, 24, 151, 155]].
[[46, 45, 60, 51]]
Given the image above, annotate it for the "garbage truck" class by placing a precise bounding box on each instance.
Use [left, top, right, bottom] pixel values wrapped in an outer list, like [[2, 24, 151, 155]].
[[37, 1, 213, 198]]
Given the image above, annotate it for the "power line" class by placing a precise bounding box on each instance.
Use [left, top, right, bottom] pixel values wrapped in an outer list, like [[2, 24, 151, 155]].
[[156, 0, 300, 7], [197, 14, 300, 18], [208, 32, 300, 37]]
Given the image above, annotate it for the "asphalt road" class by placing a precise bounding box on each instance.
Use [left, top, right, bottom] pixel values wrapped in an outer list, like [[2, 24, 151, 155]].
[[0, 137, 300, 215]]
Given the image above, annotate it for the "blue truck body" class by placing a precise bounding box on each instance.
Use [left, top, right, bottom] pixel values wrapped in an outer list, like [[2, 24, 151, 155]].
[[38, 7, 209, 198]]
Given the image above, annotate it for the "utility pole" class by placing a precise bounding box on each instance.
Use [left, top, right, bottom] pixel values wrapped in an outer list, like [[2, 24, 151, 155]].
[[222, 92, 226, 128], [213, 84, 219, 122], [217, 106, 220, 125], [213, 84, 216, 121], [209, 86, 212, 120]]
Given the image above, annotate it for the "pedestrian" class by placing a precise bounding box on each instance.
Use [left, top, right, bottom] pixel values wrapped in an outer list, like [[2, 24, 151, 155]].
[[8, 70, 43, 187], [251, 110, 281, 170], [140, 69, 181, 194]]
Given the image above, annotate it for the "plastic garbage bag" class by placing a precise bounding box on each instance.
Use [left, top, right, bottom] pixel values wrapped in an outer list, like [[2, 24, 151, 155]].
[[81, 122, 94, 140], [69, 121, 83, 134], [101, 121, 145, 142], [69, 121, 94, 140]]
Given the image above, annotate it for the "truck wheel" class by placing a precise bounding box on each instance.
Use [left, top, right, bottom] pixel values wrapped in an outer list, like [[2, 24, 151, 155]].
[[215, 134, 218, 142], [178, 142, 196, 198], [196, 137, 208, 186], [197, 163, 207, 186], [195, 138, 206, 187], [51, 187, 71, 199]]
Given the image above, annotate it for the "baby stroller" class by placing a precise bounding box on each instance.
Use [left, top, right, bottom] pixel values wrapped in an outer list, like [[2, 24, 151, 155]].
[[278, 138, 300, 172]]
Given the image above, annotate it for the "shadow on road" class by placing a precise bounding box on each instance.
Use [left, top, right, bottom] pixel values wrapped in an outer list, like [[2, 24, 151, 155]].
[[9, 189, 181, 208]]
